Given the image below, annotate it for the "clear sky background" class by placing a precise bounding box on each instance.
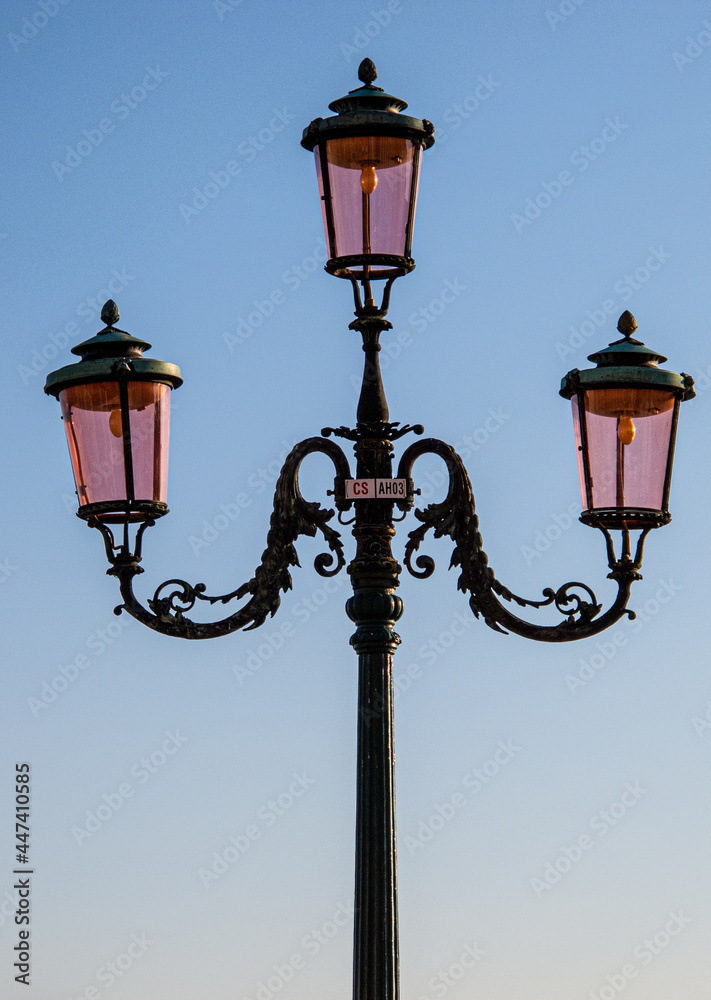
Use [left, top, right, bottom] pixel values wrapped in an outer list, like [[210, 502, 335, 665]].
[[2, 1, 711, 998]]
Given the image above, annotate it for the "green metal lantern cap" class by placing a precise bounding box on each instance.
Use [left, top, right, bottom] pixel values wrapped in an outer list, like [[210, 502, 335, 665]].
[[586, 310, 668, 368], [44, 300, 182, 398], [70, 299, 152, 361], [560, 311, 695, 400], [327, 58, 409, 115], [301, 58, 435, 150]]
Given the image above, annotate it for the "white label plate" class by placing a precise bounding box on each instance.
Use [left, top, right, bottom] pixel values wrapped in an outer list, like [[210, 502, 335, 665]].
[[345, 479, 407, 499]]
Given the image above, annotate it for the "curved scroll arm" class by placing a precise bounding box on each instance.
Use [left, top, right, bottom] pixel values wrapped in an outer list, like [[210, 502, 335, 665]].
[[93, 437, 352, 640], [396, 438, 650, 643]]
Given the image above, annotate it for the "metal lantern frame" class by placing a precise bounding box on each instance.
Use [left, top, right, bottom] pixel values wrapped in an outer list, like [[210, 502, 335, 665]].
[[301, 57, 434, 286], [44, 299, 182, 526], [561, 310, 694, 532]]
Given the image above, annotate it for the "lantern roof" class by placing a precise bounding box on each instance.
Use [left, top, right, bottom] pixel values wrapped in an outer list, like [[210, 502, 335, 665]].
[[44, 300, 182, 398], [327, 59, 409, 115], [586, 310, 667, 368], [301, 59, 435, 151], [70, 299, 152, 361], [560, 311, 695, 401]]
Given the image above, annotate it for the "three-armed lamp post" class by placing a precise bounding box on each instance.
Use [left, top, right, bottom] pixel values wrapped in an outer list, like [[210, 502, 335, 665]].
[[45, 60, 694, 1000]]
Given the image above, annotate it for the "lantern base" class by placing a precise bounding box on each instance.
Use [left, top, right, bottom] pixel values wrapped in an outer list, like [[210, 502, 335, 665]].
[[77, 500, 169, 524], [580, 507, 671, 530], [326, 254, 415, 280]]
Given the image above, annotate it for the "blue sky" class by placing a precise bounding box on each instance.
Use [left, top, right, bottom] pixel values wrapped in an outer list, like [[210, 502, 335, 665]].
[[3, 1, 711, 998]]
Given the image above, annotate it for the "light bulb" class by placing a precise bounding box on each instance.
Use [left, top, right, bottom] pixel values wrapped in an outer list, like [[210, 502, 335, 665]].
[[360, 165, 378, 195], [109, 408, 123, 438], [617, 415, 636, 446]]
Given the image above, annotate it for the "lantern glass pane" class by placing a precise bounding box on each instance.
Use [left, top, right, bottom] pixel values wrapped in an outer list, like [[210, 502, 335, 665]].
[[317, 136, 417, 268], [59, 381, 171, 509], [314, 150, 331, 258], [580, 387, 675, 511], [571, 397, 587, 510], [127, 382, 171, 502]]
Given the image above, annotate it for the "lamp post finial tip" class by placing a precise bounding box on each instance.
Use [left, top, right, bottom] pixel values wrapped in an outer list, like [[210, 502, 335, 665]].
[[358, 58, 377, 87], [617, 310, 637, 339], [101, 299, 120, 327]]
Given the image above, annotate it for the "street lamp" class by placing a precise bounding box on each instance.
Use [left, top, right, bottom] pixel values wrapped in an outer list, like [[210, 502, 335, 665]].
[[560, 309, 691, 531], [44, 298, 182, 527], [300, 55, 433, 286], [45, 60, 694, 1000]]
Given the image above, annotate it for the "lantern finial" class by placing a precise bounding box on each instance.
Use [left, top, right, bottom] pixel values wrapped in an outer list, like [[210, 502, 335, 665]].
[[358, 58, 377, 87], [617, 310, 638, 339], [101, 299, 120, 328]]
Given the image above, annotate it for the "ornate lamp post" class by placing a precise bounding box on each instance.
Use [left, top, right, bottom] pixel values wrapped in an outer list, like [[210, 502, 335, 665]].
[[45, 61, 694, 1000]]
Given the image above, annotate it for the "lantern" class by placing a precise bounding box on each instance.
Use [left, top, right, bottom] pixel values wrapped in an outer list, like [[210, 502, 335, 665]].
[[301, 58, 434, 281], [560, 311, 694, 530], [44, 300, 182, 524]]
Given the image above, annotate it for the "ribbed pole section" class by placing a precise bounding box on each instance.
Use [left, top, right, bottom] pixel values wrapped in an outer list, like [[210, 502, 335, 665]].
[[349, 603, 402, 1000]]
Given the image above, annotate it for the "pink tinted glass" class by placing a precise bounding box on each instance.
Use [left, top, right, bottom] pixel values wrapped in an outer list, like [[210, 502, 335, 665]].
[[316, 136, 417, 269], [59, 381, 171, 507], [127, 381, 171, 502], [571, 398, 587, 509], [573, 389, 675, 511]]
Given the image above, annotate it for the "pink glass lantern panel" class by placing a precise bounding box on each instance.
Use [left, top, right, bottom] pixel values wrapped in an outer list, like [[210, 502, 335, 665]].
[[315, 150, 330, 253], [317, 136, 417, 269], [573, 388, 675, 511], [571, 398, 587, 509], [126, 381, 171, 502], [59, 381, 171, 508]]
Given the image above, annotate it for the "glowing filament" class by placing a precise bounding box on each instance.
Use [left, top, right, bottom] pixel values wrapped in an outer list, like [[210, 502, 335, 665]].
[[360, 165, 378, 194], [617, 415, 636, 446], [109, 408, 124, 438]]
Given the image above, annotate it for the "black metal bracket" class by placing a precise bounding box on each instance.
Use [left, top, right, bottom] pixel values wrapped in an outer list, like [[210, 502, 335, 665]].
[[90, 432, 649, 644], [93, 437, 352, 639], [323, 422, 424, 442], [396, 438, 648, 642]]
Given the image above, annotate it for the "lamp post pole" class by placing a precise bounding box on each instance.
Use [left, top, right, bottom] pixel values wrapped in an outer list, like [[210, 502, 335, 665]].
[[44, 61, 695, 1000], [346, 307, 404, 1000]]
